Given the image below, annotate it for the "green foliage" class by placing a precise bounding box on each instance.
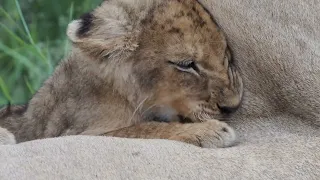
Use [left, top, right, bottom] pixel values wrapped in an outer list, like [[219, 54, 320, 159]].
[[0, 0, 101, 105]]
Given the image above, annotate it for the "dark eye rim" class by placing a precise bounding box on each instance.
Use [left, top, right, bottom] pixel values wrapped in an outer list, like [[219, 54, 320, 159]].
[[168, 60, 200, 73]]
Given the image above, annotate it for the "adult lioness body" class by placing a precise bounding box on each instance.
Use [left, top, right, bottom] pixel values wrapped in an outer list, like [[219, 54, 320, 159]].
[[0, 0, 243, 147]]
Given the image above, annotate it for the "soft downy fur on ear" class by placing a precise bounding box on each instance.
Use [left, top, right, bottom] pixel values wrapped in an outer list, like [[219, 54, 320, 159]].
[[66, 0, 160, 59]]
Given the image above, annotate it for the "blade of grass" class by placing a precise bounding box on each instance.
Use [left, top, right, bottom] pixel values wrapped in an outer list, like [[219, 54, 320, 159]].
[[0, 22, 26, 45], [14, 0, 50, 68], [0, 6, 29, 39], [64, 2, 74, 58], [1, 6, 49, 70], [0, 43, 45, 60], [13, 63, 23, 83], [0, 42, 39, 72], [24, 76, 35, 94], [45, 37, 53, 73], [14, 0, 37, 47], [68, 2, 75, 25], [0, 76, 12, 103]]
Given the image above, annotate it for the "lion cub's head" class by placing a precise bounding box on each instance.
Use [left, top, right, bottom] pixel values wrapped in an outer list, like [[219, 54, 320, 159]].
[[67, 0, 243, 122]]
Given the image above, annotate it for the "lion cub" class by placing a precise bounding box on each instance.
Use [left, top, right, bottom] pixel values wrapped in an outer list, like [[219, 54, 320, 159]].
[[0, 0, 243, 148]]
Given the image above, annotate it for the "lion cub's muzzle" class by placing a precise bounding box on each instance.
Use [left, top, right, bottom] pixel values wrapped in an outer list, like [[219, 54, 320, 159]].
[[216, 66, 243, 115]]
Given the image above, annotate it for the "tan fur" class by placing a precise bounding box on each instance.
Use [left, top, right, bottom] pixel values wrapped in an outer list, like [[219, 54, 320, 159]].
[[0, 0, 243, 147]]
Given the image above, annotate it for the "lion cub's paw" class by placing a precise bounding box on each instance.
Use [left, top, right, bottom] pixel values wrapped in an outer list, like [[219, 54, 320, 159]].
[[199, 120, 237, 148], [0, 127, 16, 145], [171, 120, 237, 148]]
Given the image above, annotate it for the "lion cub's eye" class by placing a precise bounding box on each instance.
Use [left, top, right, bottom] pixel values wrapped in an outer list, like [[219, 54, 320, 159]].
[[168, 60, 200, 75]]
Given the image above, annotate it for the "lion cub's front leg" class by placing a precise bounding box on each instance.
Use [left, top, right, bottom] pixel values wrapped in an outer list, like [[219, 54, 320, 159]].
[[104, 121, 236, 148]]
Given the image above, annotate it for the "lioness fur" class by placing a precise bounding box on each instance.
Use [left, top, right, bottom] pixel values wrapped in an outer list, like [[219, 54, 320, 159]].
[[0, 0, 243, 148]]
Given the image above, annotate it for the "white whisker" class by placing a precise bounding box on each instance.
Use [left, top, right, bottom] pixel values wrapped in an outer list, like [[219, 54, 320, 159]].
[[128, 96, 149, 123]]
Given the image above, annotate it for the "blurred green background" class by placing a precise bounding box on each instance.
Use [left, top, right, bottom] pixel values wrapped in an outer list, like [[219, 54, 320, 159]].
[[0, 0, 101, 105]]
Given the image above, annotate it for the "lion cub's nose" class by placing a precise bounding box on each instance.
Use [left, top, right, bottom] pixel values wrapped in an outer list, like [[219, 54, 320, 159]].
[[217, 104, 239, 114]]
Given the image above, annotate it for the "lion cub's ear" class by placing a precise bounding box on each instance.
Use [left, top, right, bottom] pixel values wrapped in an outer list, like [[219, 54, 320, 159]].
[[67, 7, 139, 59]]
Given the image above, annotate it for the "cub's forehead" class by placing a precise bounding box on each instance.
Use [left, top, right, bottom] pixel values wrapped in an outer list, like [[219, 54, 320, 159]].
[[83, 0, 222, 39], [70, 0, 226, 63], [94, 0, 218, 28], [142, 0, 227, 63], [148, 0, 222, 37]]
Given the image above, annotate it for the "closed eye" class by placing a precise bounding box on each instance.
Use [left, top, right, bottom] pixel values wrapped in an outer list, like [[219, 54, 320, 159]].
[[168, 60, 200, 75]]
